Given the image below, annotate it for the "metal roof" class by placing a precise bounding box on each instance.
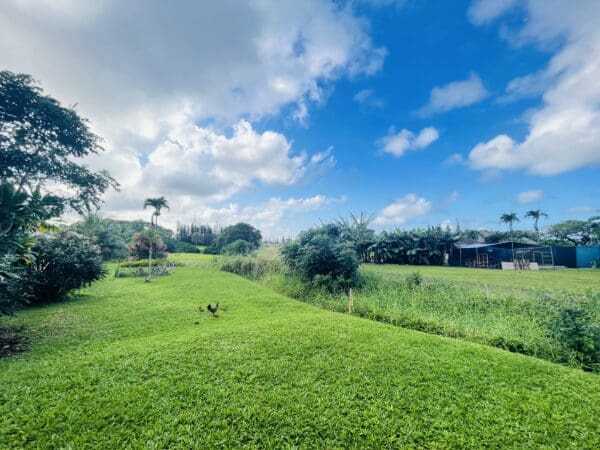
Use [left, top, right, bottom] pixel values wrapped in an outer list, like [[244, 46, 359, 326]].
[[454, 241, 542, 249]]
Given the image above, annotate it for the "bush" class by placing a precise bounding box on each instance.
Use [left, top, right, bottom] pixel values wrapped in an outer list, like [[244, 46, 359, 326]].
[[203, 245, 220, 255], [0, 254, 30, 315], [222, 239, 255, 256], [24, 231, 106, 304], [553, 306, 600, 371], [170, 240, 200, 253], [128, 232, 168, 259], [281, 224, 359, 292], [217, 223, 261, 249]]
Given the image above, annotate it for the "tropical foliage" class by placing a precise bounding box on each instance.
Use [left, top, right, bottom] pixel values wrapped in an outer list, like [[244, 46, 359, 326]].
[[144, 197, 169, 229], [24, 231, 106, 304], [500, 212, 520, 236], [525, 209, 548, 240], [281, 224, 359, 291], [366, 227, 456, 265]]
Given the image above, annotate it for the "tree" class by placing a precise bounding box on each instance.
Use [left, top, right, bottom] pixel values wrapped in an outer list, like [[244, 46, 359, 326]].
[[143, 197, 169, 230], [217, 223, 261, 249], [0, 71, 118, 214], [127, 232, 168, 260], [525, 209, 548, 241], [546, 220, 593, 246], [500, 213, 520, 237], [141, 197, 169, 280]]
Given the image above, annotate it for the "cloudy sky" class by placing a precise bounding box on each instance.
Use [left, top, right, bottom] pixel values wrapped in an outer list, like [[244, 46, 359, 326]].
[[1, 0, 599, 237]]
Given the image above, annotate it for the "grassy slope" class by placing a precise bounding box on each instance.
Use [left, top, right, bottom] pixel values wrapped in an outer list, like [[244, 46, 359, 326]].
[[363, 264, 600, 291], [1, 267, 600, 448]]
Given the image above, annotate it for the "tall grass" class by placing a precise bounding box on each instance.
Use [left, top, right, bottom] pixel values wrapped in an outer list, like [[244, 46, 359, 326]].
[[219, 254, 600, 372]]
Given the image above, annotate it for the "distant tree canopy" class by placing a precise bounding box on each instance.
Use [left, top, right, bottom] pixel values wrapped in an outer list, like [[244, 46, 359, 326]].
[[68, 214, 128, 261], [176, 223, 216, 246], [0, 70, 118, 214], [544, 219, 599, 246], [217, 223, 262, 249]]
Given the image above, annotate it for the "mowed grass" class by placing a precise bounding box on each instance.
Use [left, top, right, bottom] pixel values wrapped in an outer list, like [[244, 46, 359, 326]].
[[363, 263, 600, 291], [1, 266, 600, 447]]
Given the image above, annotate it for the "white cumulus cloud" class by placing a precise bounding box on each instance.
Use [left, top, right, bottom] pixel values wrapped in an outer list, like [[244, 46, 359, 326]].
[[0, 0, 384, 224], [415, 73, 488, 117], [374, 194, 432, 225], [467, 0, 518, 25], [467, 0, 600, 175], [516, 189, 543, 204], [378, 126, 439, 157]]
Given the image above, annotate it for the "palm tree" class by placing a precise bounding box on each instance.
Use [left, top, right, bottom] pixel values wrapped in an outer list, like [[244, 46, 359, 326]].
[[144, 197, 169, 230], [524, 209, 548, 241], [500, 212, 520, 237], [142, 197, 168, 281]]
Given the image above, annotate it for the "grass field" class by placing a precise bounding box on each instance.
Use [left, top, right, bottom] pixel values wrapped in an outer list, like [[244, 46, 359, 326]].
[[363, 264, 600, 291], [2, 262, 600, 447]]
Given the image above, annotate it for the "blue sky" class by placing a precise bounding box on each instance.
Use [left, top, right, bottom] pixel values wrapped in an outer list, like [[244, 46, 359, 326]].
[[1, 0, 599, 237]]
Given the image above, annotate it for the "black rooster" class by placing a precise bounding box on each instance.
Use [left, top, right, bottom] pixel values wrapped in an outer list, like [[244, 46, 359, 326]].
[[207, 303, 219, 317]]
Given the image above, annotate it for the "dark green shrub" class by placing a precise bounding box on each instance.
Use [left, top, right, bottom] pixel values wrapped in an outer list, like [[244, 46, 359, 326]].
[[24, 231, 106, 304], [0, 254, 31, 315], [222, 239, 255, 256], [281, 224, 359, 292], [128, 232, 168, 259], [203, 245, 220, 255], [553, 306, 600, 371], [171, 240, 200, 253]]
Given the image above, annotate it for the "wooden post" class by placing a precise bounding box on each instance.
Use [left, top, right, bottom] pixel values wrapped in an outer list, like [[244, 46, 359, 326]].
[[348, 288, 354, 314]]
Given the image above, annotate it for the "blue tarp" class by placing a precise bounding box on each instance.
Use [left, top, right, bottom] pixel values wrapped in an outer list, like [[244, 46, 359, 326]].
[[576, 246, 600, 268]]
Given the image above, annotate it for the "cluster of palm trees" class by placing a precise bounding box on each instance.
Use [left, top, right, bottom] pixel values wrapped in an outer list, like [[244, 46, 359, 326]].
[[500, 209, 548, 240], [336, 214, 455, 265]]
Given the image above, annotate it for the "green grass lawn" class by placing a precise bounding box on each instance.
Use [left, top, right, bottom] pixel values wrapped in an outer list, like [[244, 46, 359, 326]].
[[2, 264, 600, 448], [363, 263, 600, 291]]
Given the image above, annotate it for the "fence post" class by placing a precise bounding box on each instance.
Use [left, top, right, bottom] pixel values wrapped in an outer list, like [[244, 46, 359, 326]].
[[348, 288, 354, 314]]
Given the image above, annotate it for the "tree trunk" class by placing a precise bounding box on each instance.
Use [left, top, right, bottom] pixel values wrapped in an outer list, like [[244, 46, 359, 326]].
[[147, 237, 153, 280]]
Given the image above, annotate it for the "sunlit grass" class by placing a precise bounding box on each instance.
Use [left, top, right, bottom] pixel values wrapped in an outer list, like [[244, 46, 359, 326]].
[[2, 262, 600, 447], [363, 263, 600, 291]]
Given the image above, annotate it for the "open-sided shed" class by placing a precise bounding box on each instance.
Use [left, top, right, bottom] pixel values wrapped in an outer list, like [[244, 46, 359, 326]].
[[449, 241, 553, 269]]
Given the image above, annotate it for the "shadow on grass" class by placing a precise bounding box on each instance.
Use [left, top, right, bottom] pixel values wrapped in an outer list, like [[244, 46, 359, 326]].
[[0, 324, 28, 358]]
